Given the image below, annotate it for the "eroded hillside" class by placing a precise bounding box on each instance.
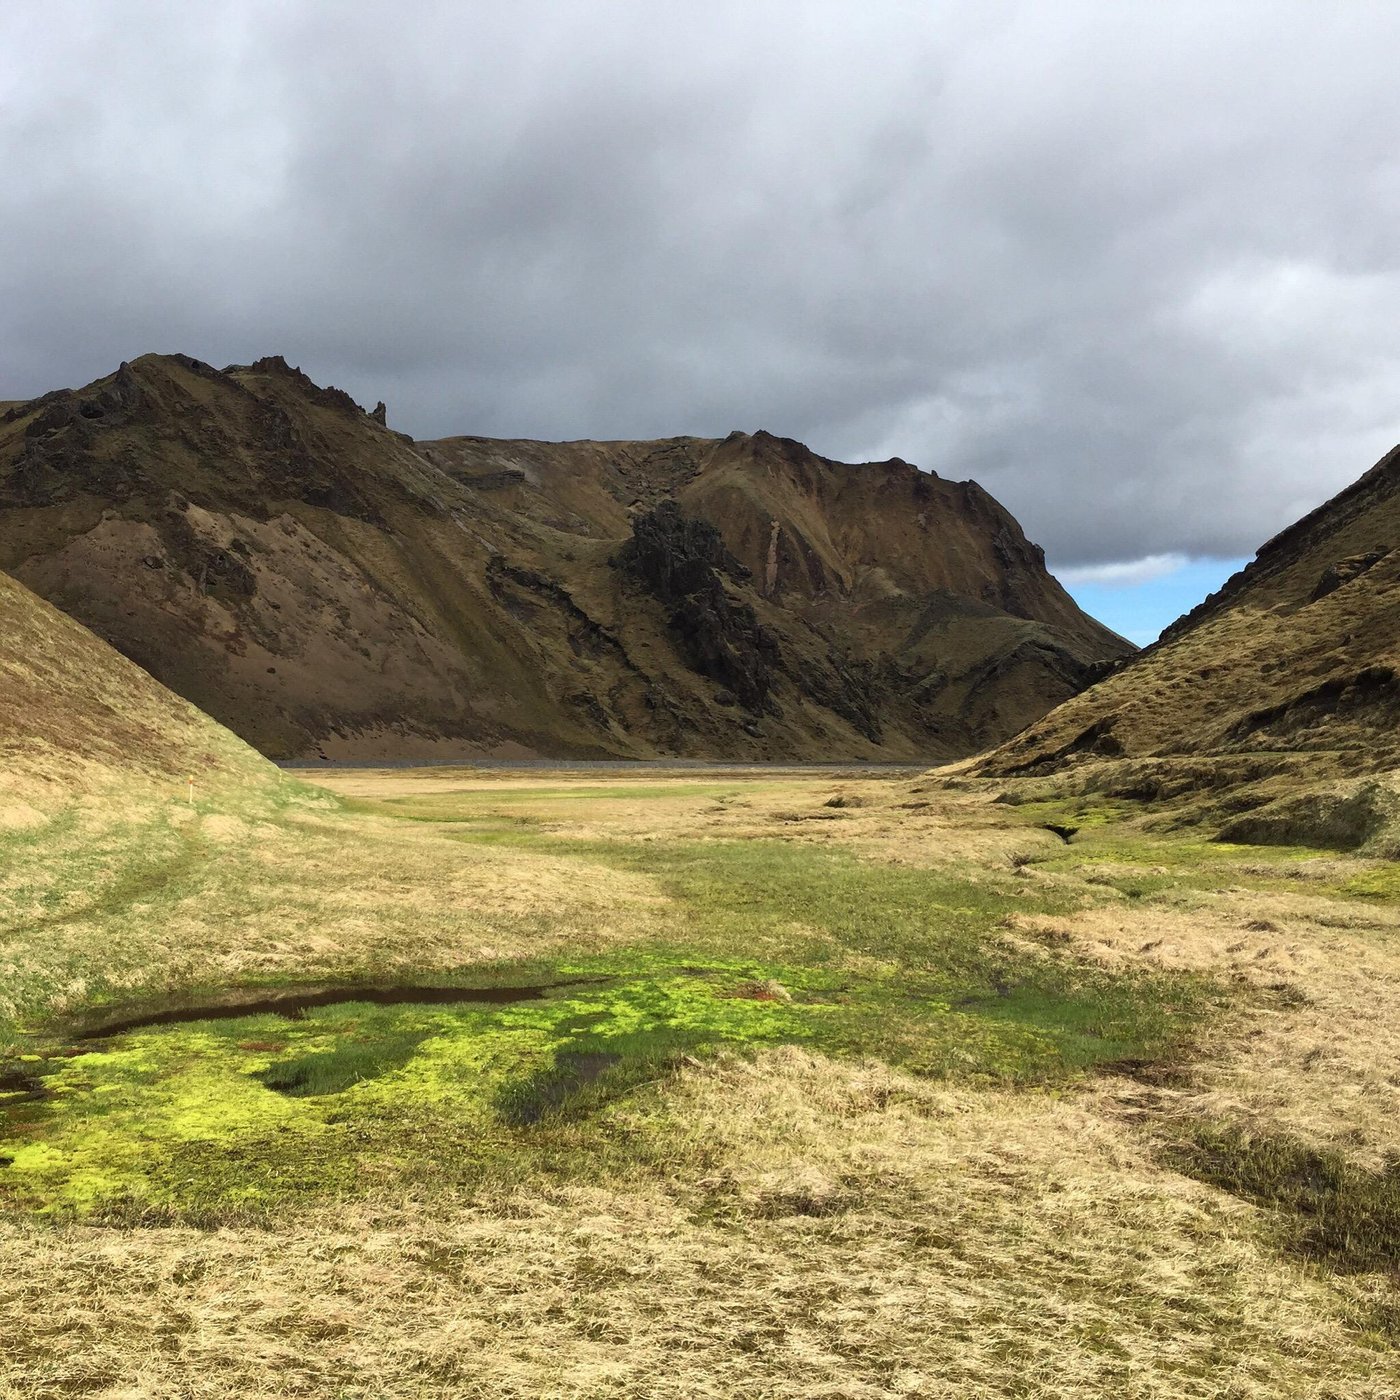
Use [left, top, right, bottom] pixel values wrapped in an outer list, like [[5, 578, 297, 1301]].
[[0, 354, 1129, 759]]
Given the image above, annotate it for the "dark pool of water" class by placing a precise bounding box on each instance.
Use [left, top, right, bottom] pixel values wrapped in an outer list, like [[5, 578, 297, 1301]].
[[0, 1065, 46, 1103], [76, 981, 577, 1041]]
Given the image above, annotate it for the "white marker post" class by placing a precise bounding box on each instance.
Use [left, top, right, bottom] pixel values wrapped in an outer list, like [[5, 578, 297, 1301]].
[[188, 775, 194, 806]]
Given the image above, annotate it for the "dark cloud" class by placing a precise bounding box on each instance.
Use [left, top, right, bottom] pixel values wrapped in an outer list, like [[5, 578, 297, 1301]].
[[4, 1, 1399, 565]]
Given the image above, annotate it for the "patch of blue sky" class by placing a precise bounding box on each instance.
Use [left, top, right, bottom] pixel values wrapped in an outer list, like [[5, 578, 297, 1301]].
[[1054, 554, 1251, 648]]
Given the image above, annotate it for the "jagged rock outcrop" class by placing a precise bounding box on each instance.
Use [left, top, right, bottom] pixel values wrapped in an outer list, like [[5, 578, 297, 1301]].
[[1310, 548, 1390, 602], [612, 503, 781, 714], [0, 353, 1131, 759]]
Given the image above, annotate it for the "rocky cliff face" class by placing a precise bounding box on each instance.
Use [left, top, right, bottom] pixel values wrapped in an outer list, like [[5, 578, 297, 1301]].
[[611, 502, 784, 718], [979, 443, 1400, 838], [0, 354, 1130, 760]]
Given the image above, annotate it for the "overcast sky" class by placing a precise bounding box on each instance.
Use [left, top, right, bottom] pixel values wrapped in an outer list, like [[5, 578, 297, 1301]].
[[4, 2, 1399, 598]]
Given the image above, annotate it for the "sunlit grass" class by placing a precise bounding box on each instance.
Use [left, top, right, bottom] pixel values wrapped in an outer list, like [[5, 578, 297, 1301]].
[[5, 768, 1400, 1395], [1165, 1122, 1400, 1279]]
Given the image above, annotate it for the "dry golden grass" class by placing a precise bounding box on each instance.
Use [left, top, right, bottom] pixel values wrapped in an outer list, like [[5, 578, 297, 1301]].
[[5, 765, 1400, 1398], [984, 525, 1400, 784], [311, 766, 1035, 872], [2, 1049, 1395, 1399], [0, 797, 671, 1031], [998, 873, 1400, 1169], [0, 571, 274, 816]]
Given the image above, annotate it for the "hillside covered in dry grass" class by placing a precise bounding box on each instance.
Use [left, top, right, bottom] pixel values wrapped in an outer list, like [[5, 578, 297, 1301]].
[[0, 567, 276, 817], [979, 444, 1400, 852]]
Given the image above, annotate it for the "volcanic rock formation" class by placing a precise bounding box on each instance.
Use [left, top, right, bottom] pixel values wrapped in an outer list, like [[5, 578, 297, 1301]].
[[0, 353, 1130, 760]]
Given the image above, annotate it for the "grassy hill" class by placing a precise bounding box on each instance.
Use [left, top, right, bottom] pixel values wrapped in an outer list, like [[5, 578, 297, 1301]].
[[0, 567, 276, 814], [0, 566, 301, 1035], [979, 444, 1400, 850]]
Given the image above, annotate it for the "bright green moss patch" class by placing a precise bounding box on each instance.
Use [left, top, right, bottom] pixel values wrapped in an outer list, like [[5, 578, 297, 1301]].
[[2, 934, 1212, 1221], [1, 972, 815, 1218], [1331, 862, 1400, 902], [257, 1028, 430, 1097], [2, 796, 1226, 1224]]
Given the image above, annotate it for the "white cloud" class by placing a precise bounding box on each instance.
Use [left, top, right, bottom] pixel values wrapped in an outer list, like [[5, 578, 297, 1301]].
[[1057, 554, 1190, 589]]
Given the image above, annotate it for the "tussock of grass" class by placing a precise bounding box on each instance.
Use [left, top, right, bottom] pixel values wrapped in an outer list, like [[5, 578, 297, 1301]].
[[1165, 1124, 1400, 1275]]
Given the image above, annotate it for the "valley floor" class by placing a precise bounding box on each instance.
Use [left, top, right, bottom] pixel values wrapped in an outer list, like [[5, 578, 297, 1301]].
[[1, 766, 1398, 1398]]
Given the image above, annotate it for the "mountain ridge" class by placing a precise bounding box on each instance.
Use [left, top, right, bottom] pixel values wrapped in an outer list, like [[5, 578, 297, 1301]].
[[0, 352, 1130, 760]]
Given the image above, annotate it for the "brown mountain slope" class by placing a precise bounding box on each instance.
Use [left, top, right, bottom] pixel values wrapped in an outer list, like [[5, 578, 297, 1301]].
[[0, 354, 1129, 760], [978, 444, 1400, 848]]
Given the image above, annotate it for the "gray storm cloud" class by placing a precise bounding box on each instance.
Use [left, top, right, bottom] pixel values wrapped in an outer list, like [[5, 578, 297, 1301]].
[[3, 0, 1399, 566]]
